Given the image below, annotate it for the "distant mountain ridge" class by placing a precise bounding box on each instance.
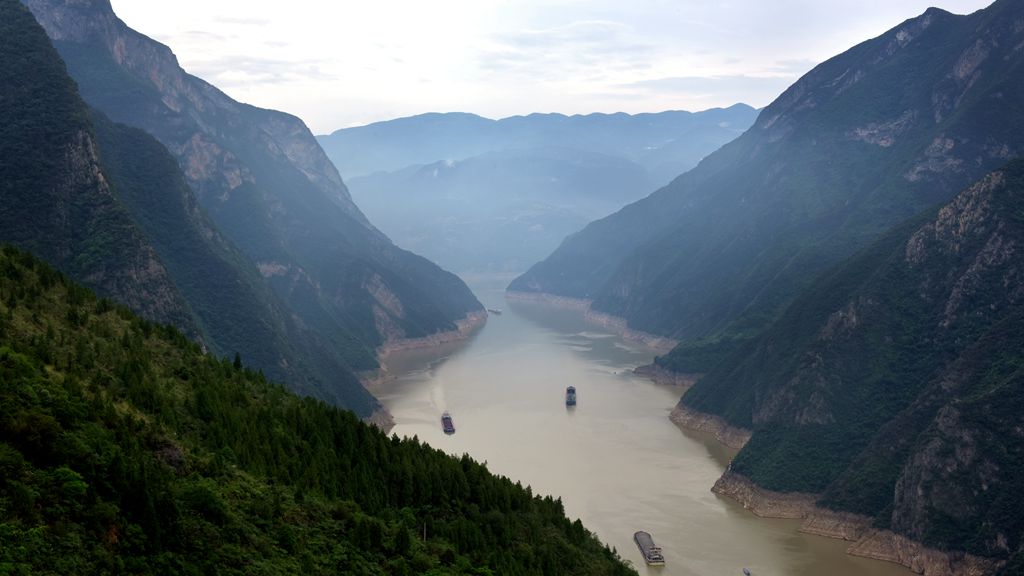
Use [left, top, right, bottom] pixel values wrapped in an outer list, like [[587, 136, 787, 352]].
[[329, 106, 757, 273], [22, 0, 485, 415], [512, 0, 1024, 373], [348, 147, 657, 273], [318, 106, 758, 186]]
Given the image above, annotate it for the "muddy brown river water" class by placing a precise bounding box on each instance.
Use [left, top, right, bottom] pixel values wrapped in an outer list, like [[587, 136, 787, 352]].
[[374, 276, 913, 576]]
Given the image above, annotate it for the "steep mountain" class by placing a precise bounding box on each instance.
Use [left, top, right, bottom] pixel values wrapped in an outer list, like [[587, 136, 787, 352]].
[[681, 159, 1024, 573], [318, 106, 758, 186], [3, 0, 378, 413], [23, 0, 483, 379], [511, 0, 1023, 373], [349, 147, 654, 273], [88, 111, 376, 411], [0, 0, 192, 334], [0, 245, 634, 575]]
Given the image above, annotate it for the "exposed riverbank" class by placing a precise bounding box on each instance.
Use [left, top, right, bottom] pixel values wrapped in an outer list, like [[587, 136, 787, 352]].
[[505, 291, 679, 351], [632, 357, 1002, 576], [375, 286, 919, 575], [378, 309, 488, 357], [361, 309, 488, 432], [712, 472, 1000, 576], [670, 405, 752, 450], [634, 363, 701, 387], [635, 363, 753, 450]]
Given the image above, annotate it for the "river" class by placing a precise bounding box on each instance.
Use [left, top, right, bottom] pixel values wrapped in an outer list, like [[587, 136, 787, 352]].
[[374, 275, 913, 576]]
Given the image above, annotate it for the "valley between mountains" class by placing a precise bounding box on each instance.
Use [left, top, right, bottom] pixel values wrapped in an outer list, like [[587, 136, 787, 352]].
[[2, 0, 1022, 574]]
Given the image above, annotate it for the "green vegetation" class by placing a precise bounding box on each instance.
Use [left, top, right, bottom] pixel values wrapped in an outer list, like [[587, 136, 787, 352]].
[[0, 246, 633, 575], [2, 0, 380, 414], [653, 334, 748, 375], [512, 0, 1024, 378], [36, 0, 483, 375], [682, 160, 1024, 565], [0, 0, 192, 334], [89, 111, 378, 414]]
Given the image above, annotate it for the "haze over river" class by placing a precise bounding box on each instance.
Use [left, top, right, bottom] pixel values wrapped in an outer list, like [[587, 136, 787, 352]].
[[375, 275, 912, 576]]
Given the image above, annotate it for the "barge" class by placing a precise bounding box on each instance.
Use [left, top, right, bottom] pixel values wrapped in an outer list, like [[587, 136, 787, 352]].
[[634, 531, 665, 566], [566, 385, 577, 406], [441, 411, 455, 434]]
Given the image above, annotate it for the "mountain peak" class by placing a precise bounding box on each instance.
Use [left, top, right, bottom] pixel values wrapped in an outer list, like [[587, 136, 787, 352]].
[[23, 0, 485, 415]]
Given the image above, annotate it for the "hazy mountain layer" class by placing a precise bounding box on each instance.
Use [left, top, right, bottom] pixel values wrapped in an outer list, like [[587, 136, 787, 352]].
[[512, 0, 1024, 373], [318, 106, 758, 186], [330, 107, 755, 273], [23, 0, 484, 414], [684, 159, 1024, 571], [349, 147, 655, 273]]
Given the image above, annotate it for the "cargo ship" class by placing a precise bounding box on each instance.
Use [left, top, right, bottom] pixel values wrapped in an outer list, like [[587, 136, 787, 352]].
[[441, 411, 455, 434], [565, 385, 577, 406], [634, 531, 665, 566]]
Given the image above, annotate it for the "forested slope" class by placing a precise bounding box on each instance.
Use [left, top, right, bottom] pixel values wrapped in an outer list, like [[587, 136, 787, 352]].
[[1, 0, 378, 413], [682, 160, 1024, 571], [0, 0, 191, 334], [23, 0, 483, 367], [513, 0, 1024, 375], [0, 246, 633, 575]]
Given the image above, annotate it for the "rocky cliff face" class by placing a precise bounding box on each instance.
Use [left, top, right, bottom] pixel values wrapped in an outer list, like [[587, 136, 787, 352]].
[[0, 0, 193, 334], [24, 0, 361, 214], [680, 160, 1024, 572], [24, 0, 482, 361], [512, 0, 1024, 376], [22, 0, 484, 414]]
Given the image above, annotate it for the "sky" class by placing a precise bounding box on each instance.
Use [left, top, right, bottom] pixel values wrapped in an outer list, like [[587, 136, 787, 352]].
[[110, 1, 993, 134]]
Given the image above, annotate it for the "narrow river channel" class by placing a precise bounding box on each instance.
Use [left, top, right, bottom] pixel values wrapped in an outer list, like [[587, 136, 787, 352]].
[[374, 275, 913, 576]]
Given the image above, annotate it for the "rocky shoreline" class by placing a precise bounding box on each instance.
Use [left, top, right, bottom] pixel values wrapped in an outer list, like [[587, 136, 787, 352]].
[[505, 291, 679, 351], [360, 309, 488, 433], [633, 363, 701, 388], [635, 364, 755, 450], [670, 405, 752, 450], [709, 467, 1001, 575], [377, 309, 488, 357], [632, 360, 1003, 576]]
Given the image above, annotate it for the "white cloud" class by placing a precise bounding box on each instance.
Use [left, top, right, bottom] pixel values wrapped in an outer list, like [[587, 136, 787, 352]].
[[110, 0, 993, 133]]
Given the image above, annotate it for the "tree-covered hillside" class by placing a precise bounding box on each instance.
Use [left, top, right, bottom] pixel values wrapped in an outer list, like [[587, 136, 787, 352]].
[[0, 0, 192, 335], [23, 0, 484, 379], [512, 0, 1024, 375], [0, 246, 634, 575], [1, 0, 378, 413], [88, 110, 377, 412], [682, 160, 1024, 570]]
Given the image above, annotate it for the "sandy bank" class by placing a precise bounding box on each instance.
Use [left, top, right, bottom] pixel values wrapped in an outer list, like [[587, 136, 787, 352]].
[[505, 291, 679, 352]]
